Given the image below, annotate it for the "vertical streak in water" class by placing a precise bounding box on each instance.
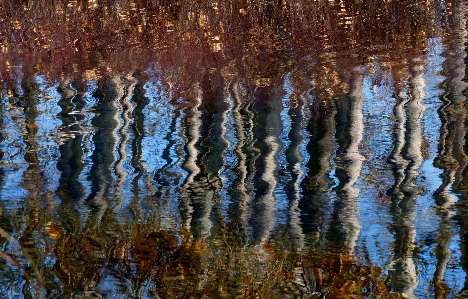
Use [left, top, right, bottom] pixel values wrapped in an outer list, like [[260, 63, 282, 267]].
[[250, 83, 284, 243], [53, 79, 89, 292], [0, 83, 28, 203], [113, 73, 136, 212], [229, 82, 253, 234], [0, 90, 13, 291], [165, 109, 186, 229], [152, 110, 177, 194], [433, 2, 467, 294], [56, 79, 86, 201], [440, 1, 468, 296], [20, 76, 43, 231], [208, 77, 231, 233], [180, 84, 202, 232], [18, 76, 47, 298], [87, 76, 125, 226], [386, 81, 412, 295], [0, 91, 5, 191], [77, 81, 98, 205], [285, 91, 306, 250], [387, 60, 426, 296], [330, 68, 365, 257], [340, 68, 365, 256], [129, 73, 150, 222], [387, 90, 409, 199], [151, 101, 185, 230], [187, 71, 230, 239], [405, 62, 426, 187], [55, 78, 88, 247], [243, 102, 260, 230], [299, 96, 336, 246]]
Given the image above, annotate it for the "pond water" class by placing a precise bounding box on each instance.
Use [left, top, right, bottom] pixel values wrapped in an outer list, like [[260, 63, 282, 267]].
[[0, 0, 468, 298]]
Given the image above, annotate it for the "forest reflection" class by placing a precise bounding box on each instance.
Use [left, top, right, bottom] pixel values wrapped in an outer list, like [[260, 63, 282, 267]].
[[0, 0, 468, 298]]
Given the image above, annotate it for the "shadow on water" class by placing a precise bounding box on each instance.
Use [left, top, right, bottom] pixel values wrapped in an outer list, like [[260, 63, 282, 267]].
[[0, 0, 468, 298]]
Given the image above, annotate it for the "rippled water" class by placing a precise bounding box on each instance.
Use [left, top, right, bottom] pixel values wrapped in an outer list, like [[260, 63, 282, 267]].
[[0, 0, 468, 298]]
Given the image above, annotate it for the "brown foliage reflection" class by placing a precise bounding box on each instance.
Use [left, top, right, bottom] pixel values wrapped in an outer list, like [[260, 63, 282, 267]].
[[0, 0, 443, 100], [46, 219, 393, 298]]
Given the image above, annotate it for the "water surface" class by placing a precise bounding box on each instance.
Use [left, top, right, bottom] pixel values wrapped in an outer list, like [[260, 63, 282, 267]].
[[0, 0, 468, 298]]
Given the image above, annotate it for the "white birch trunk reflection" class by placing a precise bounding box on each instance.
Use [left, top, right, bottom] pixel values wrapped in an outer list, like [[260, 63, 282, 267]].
[[251, 84, 284, 243], [340, 68, 365, 256], [114, 74, 136, 212], [285, 92, 307, 249], [87, 76, 125, 226], [230, 82, 251, 233], [387, 61, 426, 297], [180, 84, 202, 232]]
